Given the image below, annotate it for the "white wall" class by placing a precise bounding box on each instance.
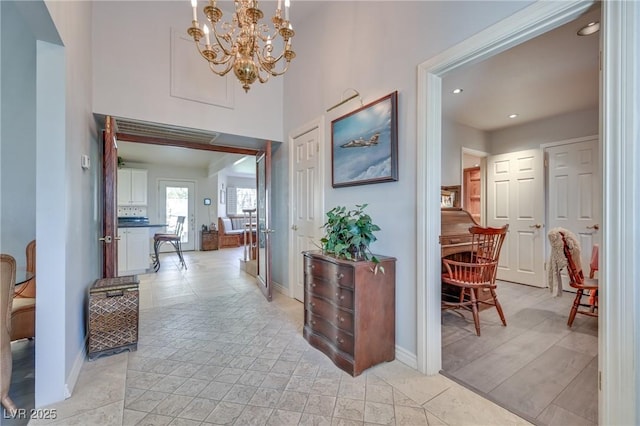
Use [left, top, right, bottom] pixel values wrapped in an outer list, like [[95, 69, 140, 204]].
[[1, 0, 96, 406], [488, 106, 599, 153], [43, 0, 97, 405], [441, 119, 488, 185], [91, 1, 284, 143], [280, 1, 533, 356], [0, 1, 37, 263]]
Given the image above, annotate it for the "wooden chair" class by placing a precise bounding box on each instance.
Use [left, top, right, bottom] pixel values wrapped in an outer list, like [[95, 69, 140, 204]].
[[441, 225, 509, 336], [1, 254, 18, 416], [152, 216, 187, 272], [11, 240, 36, 342], [560, 231, 598, 327]]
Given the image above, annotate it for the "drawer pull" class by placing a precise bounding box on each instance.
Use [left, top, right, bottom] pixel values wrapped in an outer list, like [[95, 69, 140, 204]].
[[337, 273, 344, 280], [312, 283, 316, 287], [311, 302, 315, 307], [335, 314, 344, 322], [311, 320, 316, 325], [335, 293, 345, 300], [336, 336, 344, 344]]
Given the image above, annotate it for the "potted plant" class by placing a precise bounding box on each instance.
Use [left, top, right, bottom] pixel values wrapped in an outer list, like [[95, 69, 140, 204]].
[[320, 204, 384, 272]]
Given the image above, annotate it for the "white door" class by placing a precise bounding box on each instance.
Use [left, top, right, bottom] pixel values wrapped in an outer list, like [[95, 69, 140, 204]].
[[546, 138, 600, 278], [256, 143, 273, 301], [158, 180, 196, 251], [290, 126, 321, 302], [487, 149, 545, 286]]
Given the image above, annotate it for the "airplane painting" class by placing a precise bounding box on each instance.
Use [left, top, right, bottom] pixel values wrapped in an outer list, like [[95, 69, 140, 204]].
[[331, 91, 398, 187], [340, 132, 380, 148]]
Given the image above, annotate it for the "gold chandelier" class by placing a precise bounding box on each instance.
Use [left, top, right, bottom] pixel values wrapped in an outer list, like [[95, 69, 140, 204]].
[[187, 0, 296, 93]]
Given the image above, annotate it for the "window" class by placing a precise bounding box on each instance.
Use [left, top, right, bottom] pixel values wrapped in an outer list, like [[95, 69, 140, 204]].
[[227, 187, 257, 215]]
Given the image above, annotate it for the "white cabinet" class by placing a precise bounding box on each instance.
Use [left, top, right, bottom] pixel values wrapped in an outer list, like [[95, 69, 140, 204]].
[[118, 227, 150, 274], [118, 168, 148, 206]]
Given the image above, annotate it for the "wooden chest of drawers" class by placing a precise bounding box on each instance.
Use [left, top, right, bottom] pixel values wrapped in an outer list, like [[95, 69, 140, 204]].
[[303, 251, 396, 376]]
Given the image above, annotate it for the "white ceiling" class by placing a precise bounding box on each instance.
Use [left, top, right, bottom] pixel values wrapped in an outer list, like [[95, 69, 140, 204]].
[[442, 5, 600, 132], [117, 3, 600, 167]]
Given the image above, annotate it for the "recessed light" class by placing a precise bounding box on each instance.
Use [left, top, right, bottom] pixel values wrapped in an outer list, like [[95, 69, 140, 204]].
[[577, 21, 600, 36], [508, 114, 518, 119], [452, 88, 463, 94]]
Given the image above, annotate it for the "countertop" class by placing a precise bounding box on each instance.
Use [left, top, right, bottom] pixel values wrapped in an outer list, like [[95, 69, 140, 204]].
[[118, 223, 167, 228]]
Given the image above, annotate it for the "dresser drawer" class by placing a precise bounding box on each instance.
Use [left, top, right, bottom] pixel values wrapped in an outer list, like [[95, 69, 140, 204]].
[[307, 312, 354, 355], [307, 295, 354, 333], [306, 276, 354, 309], [305, 257, 354, 288]]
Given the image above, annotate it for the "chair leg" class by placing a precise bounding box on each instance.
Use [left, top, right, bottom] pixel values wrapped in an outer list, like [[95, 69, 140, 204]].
[[567, 289, 583, 327], [152, 240, 161, 272], [470, 289, 481, 336], [490, 288, 507, 326], [171, 241, 187, 270]]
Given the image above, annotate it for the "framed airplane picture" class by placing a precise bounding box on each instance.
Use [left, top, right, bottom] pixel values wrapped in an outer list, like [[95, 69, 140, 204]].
[[331, 91, 398, 188]]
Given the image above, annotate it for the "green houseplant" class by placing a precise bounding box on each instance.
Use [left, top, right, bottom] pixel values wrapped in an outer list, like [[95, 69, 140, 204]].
[[320, 204, 383, 271]]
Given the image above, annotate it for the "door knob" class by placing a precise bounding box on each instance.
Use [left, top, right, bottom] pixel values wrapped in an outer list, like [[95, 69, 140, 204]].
[[529, 224, 543, 229], [587, 224, 600, 230], [99, 235, 113, 243], [291, 225, 298, 231]]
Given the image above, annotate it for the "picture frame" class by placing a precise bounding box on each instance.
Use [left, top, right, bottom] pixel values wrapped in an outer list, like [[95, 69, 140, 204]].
[[331, 91, 398, 187], [441, 185, 461, 209]]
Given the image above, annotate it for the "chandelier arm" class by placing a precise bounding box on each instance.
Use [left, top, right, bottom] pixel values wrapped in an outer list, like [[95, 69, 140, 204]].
[[209, 60, 234, 77], [209, 23, 234, 58], [264, 61, 292, 77], [255, 50, 293, 77]]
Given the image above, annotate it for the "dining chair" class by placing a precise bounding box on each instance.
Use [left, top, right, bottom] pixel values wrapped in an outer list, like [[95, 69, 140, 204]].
[[560, 231, 598, 326], [441, 224, 509, 336], [1, 254, 18, 416], [152, 216, 187, 272]]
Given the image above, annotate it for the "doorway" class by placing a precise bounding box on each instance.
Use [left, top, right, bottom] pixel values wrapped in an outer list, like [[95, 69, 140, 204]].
[[416, 0, 603, 410], [158, 179, 196, 252]]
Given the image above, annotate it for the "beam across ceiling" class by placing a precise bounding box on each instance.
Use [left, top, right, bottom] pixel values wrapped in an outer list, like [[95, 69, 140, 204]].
[[116, 132, 261, 156]]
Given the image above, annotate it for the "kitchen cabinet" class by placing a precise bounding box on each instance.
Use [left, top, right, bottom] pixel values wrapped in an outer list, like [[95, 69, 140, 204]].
[[303, 251, 396, 376], [118, 227, 150, 274], [118, 168, 148, 206]]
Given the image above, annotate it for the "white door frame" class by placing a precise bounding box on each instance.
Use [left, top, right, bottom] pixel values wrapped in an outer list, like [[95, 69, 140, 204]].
[[288, 116, 325, 299], [417, 1, 639, 424], [460, 147, 488, 227]]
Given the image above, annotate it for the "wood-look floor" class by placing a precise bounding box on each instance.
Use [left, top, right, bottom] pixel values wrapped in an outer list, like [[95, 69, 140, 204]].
[[442, 280, 598, 426]]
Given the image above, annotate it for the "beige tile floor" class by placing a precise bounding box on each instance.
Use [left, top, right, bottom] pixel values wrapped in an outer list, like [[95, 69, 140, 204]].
[[441, 281, 598, 425], [23, 248, 531, 425]]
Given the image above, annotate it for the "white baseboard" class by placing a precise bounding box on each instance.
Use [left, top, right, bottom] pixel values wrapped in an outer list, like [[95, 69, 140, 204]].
[[395, 345, 418, 370], [273, 280, 287, 295], [65, 336, 87, 398]]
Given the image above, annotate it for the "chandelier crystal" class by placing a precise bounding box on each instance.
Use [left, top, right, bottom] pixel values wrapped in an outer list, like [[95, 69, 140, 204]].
[[187, 0, 296, 93]]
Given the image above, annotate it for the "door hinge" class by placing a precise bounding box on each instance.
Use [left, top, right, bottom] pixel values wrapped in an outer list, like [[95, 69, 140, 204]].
[[598, 370, 602, 391]]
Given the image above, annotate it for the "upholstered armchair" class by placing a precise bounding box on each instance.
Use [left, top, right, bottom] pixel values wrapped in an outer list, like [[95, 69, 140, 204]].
[[1, 254, 18, 415], [11, 240, 35, 341]]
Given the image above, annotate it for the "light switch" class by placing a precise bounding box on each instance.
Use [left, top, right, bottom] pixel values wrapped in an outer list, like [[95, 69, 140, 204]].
[[81, 155, 91, 170]]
